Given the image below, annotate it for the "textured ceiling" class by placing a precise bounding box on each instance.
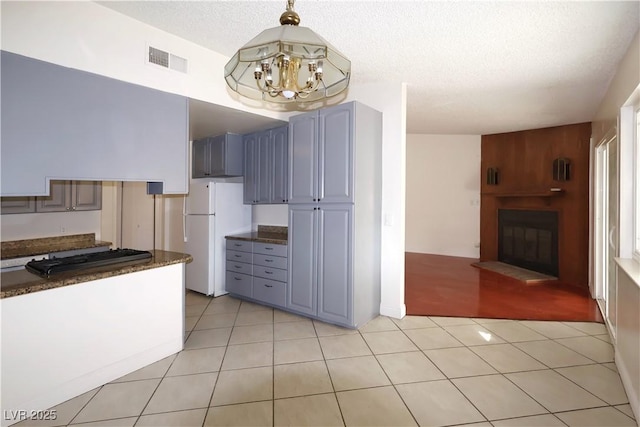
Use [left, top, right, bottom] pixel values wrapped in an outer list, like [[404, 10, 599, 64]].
[[98, 1, 639, 135]]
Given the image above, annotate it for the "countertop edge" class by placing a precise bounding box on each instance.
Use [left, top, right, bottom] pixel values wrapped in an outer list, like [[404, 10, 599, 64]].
[[1, 250, 192, 299], [226, 234, 288, 245]]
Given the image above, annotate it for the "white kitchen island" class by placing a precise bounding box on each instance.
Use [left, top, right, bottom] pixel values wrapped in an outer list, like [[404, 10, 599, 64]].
[[0, 251, 191, 427]]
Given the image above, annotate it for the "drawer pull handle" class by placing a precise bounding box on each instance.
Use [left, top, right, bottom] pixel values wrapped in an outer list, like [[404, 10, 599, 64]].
[[265, 247, 273, 251], [234, 265, 242, 268], [265, 259, 273, 263], [234, 277, 242, 281], [234, 243, 241, 247], [264, 284, 273, 288], [265, 271, 273, 275], [235, 254, 242, 258]]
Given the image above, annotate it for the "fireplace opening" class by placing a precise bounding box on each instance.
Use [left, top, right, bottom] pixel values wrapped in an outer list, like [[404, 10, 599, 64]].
[[498, 209, 559, 277]]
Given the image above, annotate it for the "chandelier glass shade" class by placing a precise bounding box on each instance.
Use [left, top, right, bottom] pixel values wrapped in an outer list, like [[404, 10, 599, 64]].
[[224, 1, 351, 103]]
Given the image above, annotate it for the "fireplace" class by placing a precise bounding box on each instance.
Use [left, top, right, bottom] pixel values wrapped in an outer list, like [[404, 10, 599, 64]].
[[498, 209, 558, 277]]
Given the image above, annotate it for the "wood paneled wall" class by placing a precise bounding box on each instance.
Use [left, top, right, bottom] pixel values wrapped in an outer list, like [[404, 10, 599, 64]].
[[480, 122, 591, 286]]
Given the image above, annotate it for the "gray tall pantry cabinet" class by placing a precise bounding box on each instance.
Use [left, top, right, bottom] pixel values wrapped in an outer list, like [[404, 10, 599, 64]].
[[287, 101, 382, 328]]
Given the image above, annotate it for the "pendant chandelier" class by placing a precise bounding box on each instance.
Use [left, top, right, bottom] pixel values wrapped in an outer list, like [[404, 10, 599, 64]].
[[224, 0, 351, 103]]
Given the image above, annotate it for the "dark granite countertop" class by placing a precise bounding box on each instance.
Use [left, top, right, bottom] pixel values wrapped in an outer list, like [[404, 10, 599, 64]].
[[226, 225, 288, 245], [1, 250, 192, 299], [1, 233, 112, 260]]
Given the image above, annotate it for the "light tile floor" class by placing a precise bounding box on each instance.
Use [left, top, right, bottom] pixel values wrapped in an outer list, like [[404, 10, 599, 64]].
[[17, 292, 637, 427]]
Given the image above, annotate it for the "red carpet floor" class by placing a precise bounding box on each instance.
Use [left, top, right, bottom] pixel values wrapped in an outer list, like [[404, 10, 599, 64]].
[[405, 253, 603, 322]]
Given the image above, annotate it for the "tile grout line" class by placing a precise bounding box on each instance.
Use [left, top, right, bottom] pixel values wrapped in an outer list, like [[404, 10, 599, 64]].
[[312, 320, 347, 427], [400, 321, 492, 425]]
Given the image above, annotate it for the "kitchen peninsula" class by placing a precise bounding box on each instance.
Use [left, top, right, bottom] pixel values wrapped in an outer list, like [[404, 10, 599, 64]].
[[1, 237, 192, 426]]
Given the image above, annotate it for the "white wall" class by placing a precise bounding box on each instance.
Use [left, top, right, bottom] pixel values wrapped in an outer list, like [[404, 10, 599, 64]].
[[615, 262, 640, 421], [405, 134, 481, 258], [252, 205, 289, 230], [591, 30, 639, 422], [0, 211, 101, 242]]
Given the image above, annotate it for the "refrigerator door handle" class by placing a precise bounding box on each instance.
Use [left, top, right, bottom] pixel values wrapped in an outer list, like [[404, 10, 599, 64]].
[[183, 196, 187, 242]]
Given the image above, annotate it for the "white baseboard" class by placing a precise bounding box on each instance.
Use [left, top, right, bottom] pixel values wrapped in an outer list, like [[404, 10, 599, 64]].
[[380, 303, 407, 319]]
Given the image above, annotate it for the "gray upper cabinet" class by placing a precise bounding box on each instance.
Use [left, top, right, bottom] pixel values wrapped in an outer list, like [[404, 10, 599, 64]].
[[0, 197, 36, 214], [37, 181, 102, 212], [1, 51, 188, 196], [2, 180, 102, 214], [192, 133, 243, 178], [257, 132, 272, 203], [288, 112, 317, 204], [288, 103, 353, 204], [243, 133, 258, 204], [287, 101, 382, 328], [243, 125, 289, 205], [272, 126, 289, 204]]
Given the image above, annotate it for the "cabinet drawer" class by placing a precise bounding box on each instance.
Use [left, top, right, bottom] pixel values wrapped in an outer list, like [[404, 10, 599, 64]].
[[252, 278, 286, 308], [226, 249, 253, 264], [226, 260, 252, 275], [225, 271, 252, 298], [253, 253, 287, 270], [253, 242, 287, 257], [226, 239, 253, 253], [253, 265, 287, 283]]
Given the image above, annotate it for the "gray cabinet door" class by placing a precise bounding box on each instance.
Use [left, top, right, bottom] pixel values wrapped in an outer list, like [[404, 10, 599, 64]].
[[257, 131, 272, 203], [36, 180, 101, 212], [317, 204, 352, 324], [243, 133, 257, 204], [193, 134, 243, 178], [192, 138, 209, 178], [287, 205, 317, 315], [209, 135, 226, 176], [73, 181, 102, 211], [0, 196, 36, 214], [319, 104, 353, 203], [288, 112, 317, 204], [272, 126, 289, 203], [37, 180, 71, 212]]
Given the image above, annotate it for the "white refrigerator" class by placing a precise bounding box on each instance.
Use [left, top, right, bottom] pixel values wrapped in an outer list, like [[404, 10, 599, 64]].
[[184, 181, 251, 296]]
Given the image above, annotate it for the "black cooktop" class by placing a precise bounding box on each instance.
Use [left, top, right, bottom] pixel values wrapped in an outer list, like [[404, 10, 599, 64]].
[[25, 248, 153, 277]]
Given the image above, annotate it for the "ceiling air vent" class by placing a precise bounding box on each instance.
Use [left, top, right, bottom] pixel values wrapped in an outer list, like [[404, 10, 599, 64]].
[[148, 46, 188, 73]]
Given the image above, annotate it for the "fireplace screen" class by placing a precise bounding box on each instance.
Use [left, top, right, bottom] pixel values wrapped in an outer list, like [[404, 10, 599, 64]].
[[498, 209, 558, 277]]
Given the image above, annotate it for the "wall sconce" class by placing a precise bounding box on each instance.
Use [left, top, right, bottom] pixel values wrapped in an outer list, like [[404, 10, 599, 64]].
[[486, 167, 499, 185], [553, 157, 571, 181]]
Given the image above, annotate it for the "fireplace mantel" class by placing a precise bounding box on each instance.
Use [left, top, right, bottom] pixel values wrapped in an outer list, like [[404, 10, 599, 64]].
[[483, 189, 565, 198]]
